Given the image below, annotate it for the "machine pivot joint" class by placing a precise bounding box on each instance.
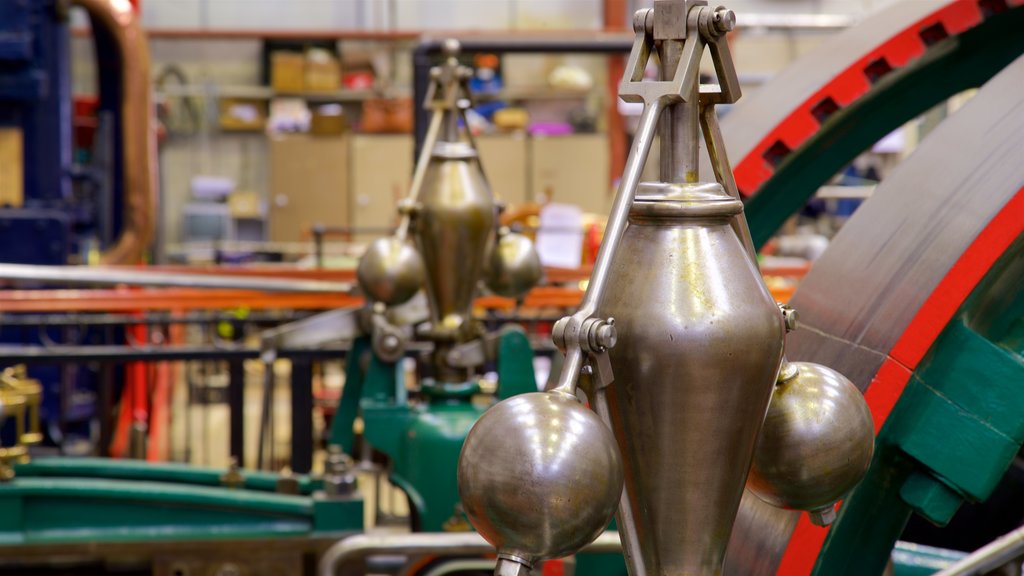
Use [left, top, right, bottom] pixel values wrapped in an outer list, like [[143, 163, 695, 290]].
[[779, 303, 799, 332], [322, 446, 357, 498], [552, 316, 617, 355]]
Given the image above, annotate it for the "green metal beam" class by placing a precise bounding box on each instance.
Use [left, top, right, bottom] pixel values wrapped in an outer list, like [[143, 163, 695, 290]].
[[14, 458, 319, 494]]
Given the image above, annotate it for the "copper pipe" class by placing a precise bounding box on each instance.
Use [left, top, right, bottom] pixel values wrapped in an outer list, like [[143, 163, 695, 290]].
[[604, 0, 628, 192], [74, 0, 157, 264]]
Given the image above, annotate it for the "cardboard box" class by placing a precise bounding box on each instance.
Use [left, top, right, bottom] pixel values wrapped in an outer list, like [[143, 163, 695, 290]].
[[361, 98, 413, 134], [228, 190, 263, 219], [476, 133, 528, 208], [310, 105, 346, 135], [529, 134, 610, 214], [305, 48, 341, 92], [218, 98, 266, 131], [0, 128, 23, 208], [271, 51, 305, 93], [349, 135, 412, 242]]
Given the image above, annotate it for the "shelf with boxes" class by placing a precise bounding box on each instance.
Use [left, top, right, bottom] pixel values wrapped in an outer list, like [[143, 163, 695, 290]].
[[148, 34, 617, 252], [155, 84, 596, 134]]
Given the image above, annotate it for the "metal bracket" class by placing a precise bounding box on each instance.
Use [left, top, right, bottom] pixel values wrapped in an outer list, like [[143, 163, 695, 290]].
[[582, 351, 616, 391], [257, 294, 427, 366], [422, 39, 475, 113], [552, 316, 618, 391], [699, 14, 742, 105], [397, 39, 478, 241], [259, 307, 363, 353], [370, 313, 407, 364], [446, 327, 507, 369], [618, 2, 739, 106]]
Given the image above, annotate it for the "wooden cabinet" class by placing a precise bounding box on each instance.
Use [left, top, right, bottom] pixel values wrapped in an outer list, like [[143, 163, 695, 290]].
[[266, 132, 613, 245], [268, 134, 349, 242], [529, 134, 610, 214], [349, 135, 413, 241], [476, 133, 529, 208]]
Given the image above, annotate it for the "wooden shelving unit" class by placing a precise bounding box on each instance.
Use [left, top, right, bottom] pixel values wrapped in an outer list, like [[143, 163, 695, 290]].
[[157, 84, 592, 103]]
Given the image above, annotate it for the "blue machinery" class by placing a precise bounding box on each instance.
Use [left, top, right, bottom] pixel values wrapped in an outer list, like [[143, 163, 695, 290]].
[[0, 0, 156, 445], [0, 0, 155, 266]]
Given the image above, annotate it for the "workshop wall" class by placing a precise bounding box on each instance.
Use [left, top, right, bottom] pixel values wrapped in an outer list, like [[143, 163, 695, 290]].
[[69, 0, 889, 253], [136, 0, 888, 30], [138, 0, 602, 30]]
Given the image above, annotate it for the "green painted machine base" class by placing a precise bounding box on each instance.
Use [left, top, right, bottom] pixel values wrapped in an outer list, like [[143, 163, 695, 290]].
[[14, 457, 321, 494], [0, 459, 362, 546]]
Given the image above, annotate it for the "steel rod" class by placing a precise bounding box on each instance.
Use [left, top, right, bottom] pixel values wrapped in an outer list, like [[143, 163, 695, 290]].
[[317, 531, 623, 576], [700, 102, 758, 262], [396, 110, 444, 240], [551, 98, 665, 394], [659, 41, 700, 184], [0, 340, 561, 364], [0, 264, 353, 293], [935, 525, 1024, 576], [593, 386, 647, 576]]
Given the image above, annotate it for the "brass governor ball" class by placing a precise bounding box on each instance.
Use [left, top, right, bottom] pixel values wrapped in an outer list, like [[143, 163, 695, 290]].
[[458, 391, 623, 565], [484, 231, 543, 299], [356, 237, 425, 306], [748, 361, 875, 525]]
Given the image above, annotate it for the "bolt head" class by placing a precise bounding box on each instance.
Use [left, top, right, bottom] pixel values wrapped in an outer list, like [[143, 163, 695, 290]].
[[596, 324, 618, 349], [809, 505, 838, 527], [552, 317, 571, 350], [780, 305, 799, 332], [714, 8, 736, 32]]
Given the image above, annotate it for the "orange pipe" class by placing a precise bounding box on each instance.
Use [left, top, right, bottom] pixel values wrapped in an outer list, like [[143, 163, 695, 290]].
[[0, 289, 361, 313], [0, 277, 798, 313], [147, 356, 171, 461], [74, 0, 157, 264], [604, 0, 628, 191]]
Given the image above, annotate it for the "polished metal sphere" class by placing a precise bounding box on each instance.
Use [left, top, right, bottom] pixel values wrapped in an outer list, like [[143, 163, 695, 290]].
[[748, 362, 874, 519], [458, 391, 623, 564], [356, 237, 425, 306], [442, 38, 461, 58], [483, 232, 543, 299]]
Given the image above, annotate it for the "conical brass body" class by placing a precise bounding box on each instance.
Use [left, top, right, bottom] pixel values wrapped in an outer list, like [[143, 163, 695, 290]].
[[598, 182, 785, 575], [413, 140, 495, 348]]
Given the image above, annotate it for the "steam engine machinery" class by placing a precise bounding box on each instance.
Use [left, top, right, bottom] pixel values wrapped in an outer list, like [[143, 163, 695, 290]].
[[0, 39, 552, 575], [458, 3, 876, 575], [1, 0, 1024, 574], [270, 39, 546, 534]]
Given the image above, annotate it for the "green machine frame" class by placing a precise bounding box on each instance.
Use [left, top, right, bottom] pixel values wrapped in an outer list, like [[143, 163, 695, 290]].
[[744, 4, 1024, 249], [330, 326, 537, 533], [815, 237, 1024, 575], [1, 459, 362, 544]]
